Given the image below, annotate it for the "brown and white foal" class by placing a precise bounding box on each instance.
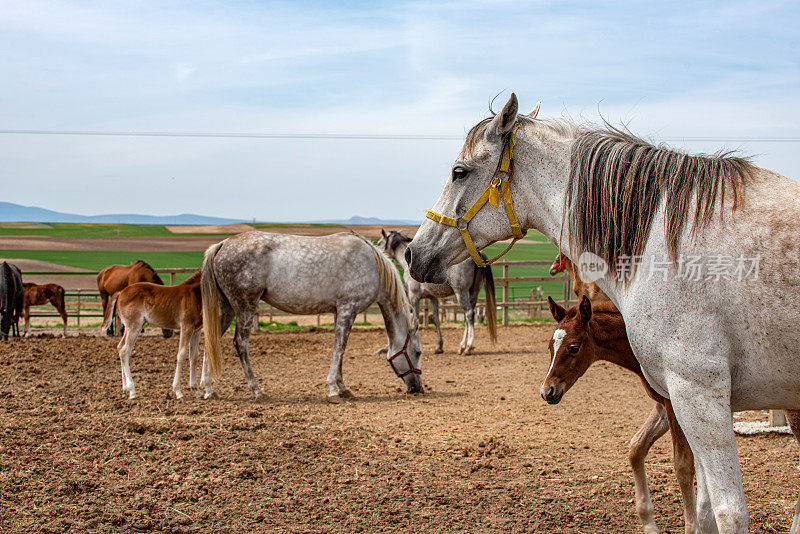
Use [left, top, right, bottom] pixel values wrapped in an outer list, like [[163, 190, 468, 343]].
[[102, 271, 202, 399], [542, 296, 800, 534]]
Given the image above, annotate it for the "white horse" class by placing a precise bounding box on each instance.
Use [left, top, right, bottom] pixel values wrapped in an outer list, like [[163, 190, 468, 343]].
[[200, 231, 422, 403], [377, 229, 496, 354], [406, 93, 800, 533]]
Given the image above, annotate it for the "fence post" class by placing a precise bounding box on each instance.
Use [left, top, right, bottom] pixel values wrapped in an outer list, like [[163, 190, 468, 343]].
[[502, 264, 509, 326], [563, 277, 570, 307], [76, 291, 81, 328], [170, 272, 175, 286], [769, 410, 787, 427]]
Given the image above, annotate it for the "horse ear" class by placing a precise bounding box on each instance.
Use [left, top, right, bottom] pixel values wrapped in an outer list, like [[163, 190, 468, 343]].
[[547, 296, 566, 322], [579, 295, 592, 324], [381, 229, 386, 238], [526, 101, 541, 119], [489, 93, 518, 137]]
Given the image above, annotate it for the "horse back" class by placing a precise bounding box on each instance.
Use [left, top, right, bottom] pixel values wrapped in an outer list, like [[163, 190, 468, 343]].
[[118, 281, 201, 330]]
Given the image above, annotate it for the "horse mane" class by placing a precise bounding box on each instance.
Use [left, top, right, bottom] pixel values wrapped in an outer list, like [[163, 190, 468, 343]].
[[354, 233, 412, 329], [461, 112, 581, 162], [565, 124, 754, 278]]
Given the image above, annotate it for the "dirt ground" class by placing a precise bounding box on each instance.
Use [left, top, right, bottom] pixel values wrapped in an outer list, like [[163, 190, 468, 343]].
[[0, 325, 797, 533]]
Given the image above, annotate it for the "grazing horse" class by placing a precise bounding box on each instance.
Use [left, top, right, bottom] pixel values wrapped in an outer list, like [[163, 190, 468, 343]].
[[378, 229, 496, 354], [97, 260, 172, 338], [406, 93, 800, 532], [22, 283, 68, 337], [101, 271, 202, 400], [0, 262, 23, 340], [200, 231, 422, 403]]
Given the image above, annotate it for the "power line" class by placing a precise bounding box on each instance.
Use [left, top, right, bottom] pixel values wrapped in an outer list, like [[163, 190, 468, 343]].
[[0, 129, 798, 143], [0, 129, 463, 140]]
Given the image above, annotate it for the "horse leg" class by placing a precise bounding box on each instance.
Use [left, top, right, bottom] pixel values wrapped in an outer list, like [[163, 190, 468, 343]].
[[23, 304, 30, 337], [188, 330, 202, 398], [233, 310, 263, 398], [52, 295, 67, 338], [429, 299, 444, 354], [628, 402, 670, 534], [327, 307, 357, 403], [667, 371, 744, 533], [786, 410, 800, 534], [117, 317, 142, 399], [664, 400, 698, 534], [172, 327, 190, 399], [455, 290, 473, 354]]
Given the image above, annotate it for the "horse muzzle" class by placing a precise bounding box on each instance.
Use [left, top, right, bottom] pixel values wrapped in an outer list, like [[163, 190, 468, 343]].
[[405, 244, 448, 284], [540, 383, 564, 405]]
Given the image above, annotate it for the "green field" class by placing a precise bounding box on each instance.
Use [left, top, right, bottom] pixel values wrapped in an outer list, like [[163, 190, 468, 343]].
[[0, 221, 346, 238]]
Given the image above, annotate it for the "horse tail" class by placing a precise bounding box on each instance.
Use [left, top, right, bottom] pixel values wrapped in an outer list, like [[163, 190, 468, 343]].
[[481, 263, 498, 344], [101, 292, 120, 335], [202, 242, 225, 379]]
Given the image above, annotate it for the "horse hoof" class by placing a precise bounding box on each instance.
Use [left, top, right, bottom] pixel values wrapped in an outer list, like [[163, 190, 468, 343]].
[[128, 393, 138, 400], [191, 388, 203, 398], [174, 391, 184, 400], [464, 347, 474, 355], [339, 389, 355, 399], [327, 394, 344, 404], [434, 347, 444, 354], [458, 347, 465, 355], [253, 390, 265, 399], [203, 391, 217, 400]]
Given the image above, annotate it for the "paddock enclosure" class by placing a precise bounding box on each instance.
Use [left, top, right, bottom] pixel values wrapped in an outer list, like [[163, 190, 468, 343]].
[[0, 326, 796, 533]]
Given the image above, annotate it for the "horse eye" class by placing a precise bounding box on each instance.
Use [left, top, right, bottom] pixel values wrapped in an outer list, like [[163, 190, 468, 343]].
[[568, 345, 580, 354], [452, 168, 468, 181]]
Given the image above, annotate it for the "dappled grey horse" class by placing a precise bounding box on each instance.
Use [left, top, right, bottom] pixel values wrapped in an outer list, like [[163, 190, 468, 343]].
[[378, 229, 496, 354], [201, 231, 422, 403]]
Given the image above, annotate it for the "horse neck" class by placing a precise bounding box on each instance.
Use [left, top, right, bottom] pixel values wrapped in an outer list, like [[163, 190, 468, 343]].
[[516, 127, 621, 304], [588, 313, 639, 374], [392, 241, 411, 271], [376, 280, 410, 346], [515, 128, 573, 248]]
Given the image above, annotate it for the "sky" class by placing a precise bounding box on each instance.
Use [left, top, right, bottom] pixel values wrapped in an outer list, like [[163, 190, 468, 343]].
[[1, 0, 798, 222]]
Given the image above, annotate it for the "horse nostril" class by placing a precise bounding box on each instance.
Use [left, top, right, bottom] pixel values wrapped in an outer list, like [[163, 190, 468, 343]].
[[404, 247, 413, 266]]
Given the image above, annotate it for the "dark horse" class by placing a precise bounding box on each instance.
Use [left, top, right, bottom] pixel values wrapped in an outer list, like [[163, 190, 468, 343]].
[[22, 283, 68, 337], [97, 260, 172, 338], [0, 262, 23, 340]]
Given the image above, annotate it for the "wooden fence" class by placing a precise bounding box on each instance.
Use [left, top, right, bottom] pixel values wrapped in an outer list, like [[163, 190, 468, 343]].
[[22, 262, 575, 330]]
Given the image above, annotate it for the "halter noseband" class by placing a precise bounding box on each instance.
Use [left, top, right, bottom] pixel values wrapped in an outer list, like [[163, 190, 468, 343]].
[[387, 333, 421, 378], [425, 122, 526, 268]]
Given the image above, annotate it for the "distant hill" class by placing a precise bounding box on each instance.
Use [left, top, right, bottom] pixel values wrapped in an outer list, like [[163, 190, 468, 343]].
[[0, 202, 420, 226], [0, 202, 243, 225]]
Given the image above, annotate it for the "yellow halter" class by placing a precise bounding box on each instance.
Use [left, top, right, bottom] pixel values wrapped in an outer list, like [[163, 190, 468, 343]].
[[425, 122, 526, 268]]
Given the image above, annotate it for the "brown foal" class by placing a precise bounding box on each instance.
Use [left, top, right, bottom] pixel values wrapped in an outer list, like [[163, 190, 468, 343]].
[[102, 271, 202, 399], [22, 283, 68, 337]]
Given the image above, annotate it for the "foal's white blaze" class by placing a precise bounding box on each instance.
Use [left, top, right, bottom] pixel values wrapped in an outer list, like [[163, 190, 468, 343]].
[[547, 329, 567, 377]]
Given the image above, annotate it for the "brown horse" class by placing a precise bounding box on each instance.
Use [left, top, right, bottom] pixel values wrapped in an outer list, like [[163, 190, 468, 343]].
[[97, 260, 171, 338], [22, 283, 67, 337], [101, 271, 202, 399], [542, 296, 800, 534]]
